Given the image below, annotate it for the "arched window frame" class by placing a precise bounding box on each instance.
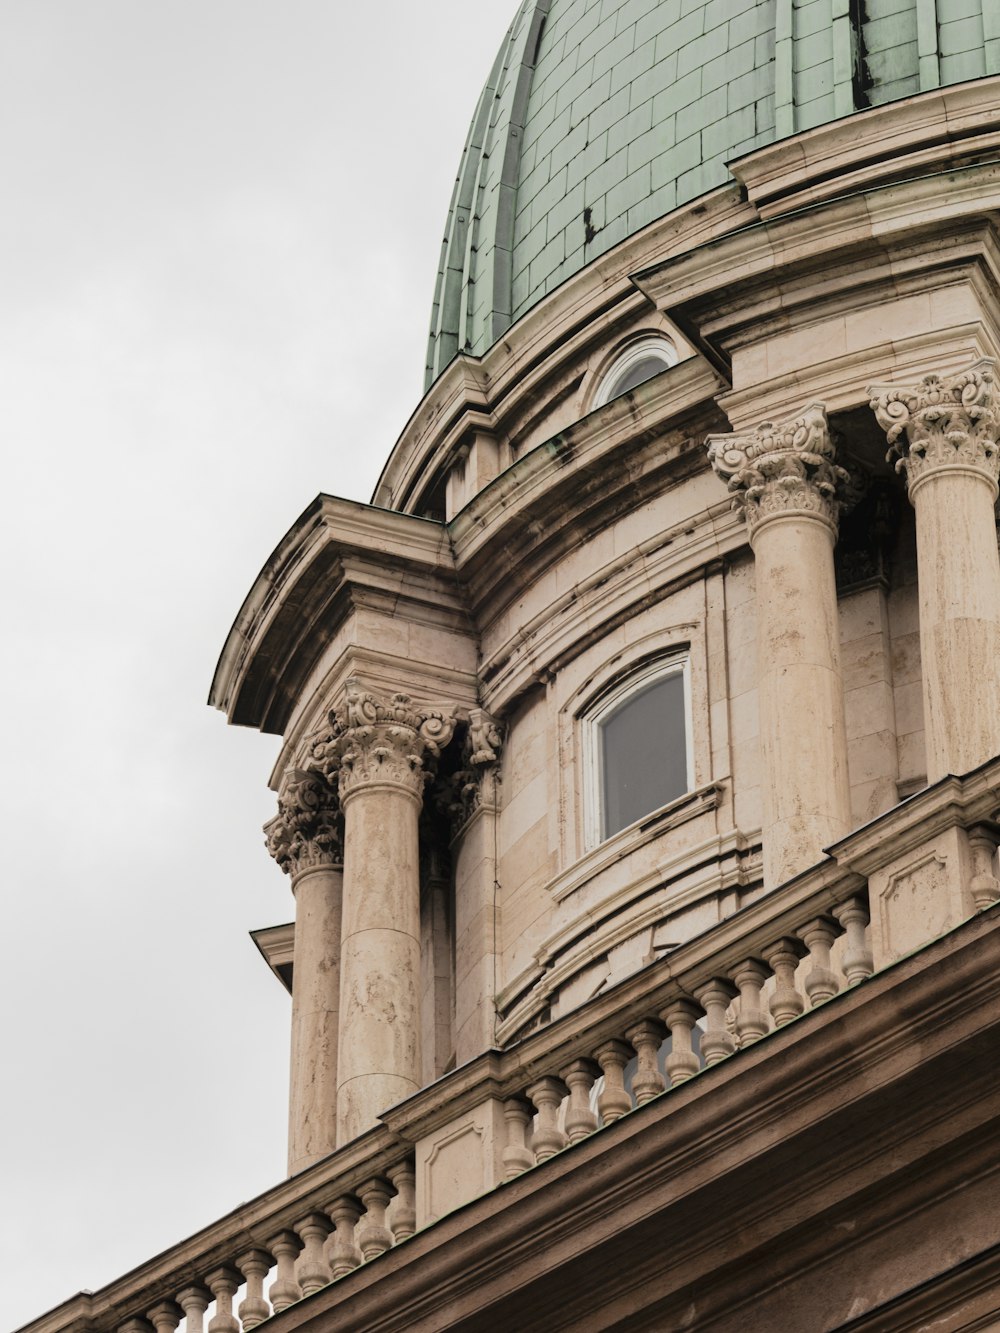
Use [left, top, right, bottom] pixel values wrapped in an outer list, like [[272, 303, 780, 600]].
[[582, 654, 693, 849], [592, 334, 678, 409]]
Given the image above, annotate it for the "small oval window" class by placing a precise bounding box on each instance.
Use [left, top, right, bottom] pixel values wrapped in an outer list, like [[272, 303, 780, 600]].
[[594, 336, 677, 408]]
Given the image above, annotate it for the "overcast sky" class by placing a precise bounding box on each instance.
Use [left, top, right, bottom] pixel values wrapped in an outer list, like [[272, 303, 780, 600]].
[[0, 4, 516, 1325]]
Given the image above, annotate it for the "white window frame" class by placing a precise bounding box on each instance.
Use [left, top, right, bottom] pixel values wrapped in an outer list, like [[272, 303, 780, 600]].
[[592, 335, 678, 408], [582, 655, 693, 849]]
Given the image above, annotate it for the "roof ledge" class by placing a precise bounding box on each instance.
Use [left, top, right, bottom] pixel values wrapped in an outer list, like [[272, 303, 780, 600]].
[[209, 495, 462, 734]]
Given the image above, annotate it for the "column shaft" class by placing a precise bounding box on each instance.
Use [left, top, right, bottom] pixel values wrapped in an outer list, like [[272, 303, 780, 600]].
[[754, 514, 851, 886], [338, 782, 422, 1142], [910, 467, 1000, 778], [287, 863, 342, 1175], [708, 403, 851, 888]]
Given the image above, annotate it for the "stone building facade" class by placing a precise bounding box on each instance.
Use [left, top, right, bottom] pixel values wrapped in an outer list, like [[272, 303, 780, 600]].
[[23, 1, 1000, 1329]]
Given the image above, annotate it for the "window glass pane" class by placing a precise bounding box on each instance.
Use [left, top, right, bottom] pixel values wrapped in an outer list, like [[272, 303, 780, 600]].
[[600, 671, 686, 838], [606, 355, 668, 401]]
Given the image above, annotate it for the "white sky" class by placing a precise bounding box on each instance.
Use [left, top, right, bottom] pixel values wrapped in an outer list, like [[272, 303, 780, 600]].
[[0, 4, 515, 1325]]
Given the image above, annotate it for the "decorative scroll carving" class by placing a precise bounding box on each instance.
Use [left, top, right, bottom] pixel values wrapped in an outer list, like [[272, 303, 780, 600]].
[[332, 678, 459, 802], [706, 403, 848, 536], [264, 767, 343, 875], [868, 358, 1000, 491], [437, 707, 504, 831], [302, 718, 345, 785]]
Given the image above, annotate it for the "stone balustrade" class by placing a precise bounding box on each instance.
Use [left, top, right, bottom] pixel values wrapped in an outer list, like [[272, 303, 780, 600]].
[[24, 762, 1000, 1333], [498, 891, 874, 1180], [20, 1139, 416, 1333]]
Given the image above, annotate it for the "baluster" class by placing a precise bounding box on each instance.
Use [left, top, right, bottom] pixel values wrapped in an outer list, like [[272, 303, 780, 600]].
[[526, 1076, 568, 1162], [205, 1268, 240, 1333], [764, 937, 806, 1027], [501, 1097, 535, 1179], [731, 959, 770, 1047], [595, 1039, 633, 1123], [968, 827, 1000, 910], [177, 1286, 212, 1333], [325, 1196, 364, 1278], [694, 979, 738, 1065], [266, 1231, 302, 1313], [626, 1018, 667, 1103], [798, 916, 841, 1006], [147, 1302, 181, 1333], [119, 1320, 153, 1333], [560, 1058, 599, 1143], [833, 896, 874, 984], [293, 1212, 333, 1295], [357, 1177, 396, 1261], [662, 1001, 701, 1086], [388, 1161, 416, 1243], [236, 1249, 273, 1331]]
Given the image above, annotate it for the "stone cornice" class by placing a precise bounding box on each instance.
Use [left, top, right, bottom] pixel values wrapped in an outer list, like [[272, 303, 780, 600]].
[[447, 360, 728, 678], [208, 495, 473, 735], [374, 188, 751, 515], [376, 84, 1000, 520], [729, 77, 1000, 220], [249, 921, 294, 995], [634, 162, 1000, 319], [449, 357, 723, 566], [633, 165, 1000, 387]]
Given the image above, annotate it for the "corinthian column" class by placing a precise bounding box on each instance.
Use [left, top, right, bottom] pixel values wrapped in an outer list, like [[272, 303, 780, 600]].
[[870, 359, 1000, 780], [707, 404, 851, 888], [266, 766, 344, 1176], [330, 680, 456, 1143]]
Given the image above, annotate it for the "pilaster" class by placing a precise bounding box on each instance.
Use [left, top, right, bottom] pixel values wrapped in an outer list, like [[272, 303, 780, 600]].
[[443, 709, 505, 1066]]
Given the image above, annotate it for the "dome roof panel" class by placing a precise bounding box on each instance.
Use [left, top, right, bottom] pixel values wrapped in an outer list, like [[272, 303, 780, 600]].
[[425, 0, 1000, 388]]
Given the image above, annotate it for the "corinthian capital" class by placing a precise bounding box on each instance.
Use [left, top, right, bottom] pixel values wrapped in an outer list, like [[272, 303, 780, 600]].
[[437, 708, 505, 831], [868, 358, 1000, 493], [265, 768, 343, 876], [706, 403, 847, 537], [333, 678, 459, 803]]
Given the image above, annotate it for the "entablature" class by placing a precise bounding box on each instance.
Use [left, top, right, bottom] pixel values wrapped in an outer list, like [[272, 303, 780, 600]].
[[374, 188, 753, 517], [635, 159, 1000, 425], [730, 76, 1000, 220], [209, 495, 473, 736], [448, 357, 727, 633]]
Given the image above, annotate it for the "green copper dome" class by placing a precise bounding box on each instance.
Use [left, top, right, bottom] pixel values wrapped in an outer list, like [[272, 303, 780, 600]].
[[425, 0, 999, 387]]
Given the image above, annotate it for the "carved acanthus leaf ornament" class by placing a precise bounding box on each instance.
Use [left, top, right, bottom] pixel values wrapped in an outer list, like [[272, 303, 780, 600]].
[[868, 359, 1000, 492], [706, 403, 848, 536], [439, 707, 505, 830], [265, 767, 343, 875], [332, 678, 459, 802]]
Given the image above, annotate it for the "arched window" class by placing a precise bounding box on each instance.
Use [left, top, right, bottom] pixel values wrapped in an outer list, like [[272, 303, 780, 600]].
[[593, 335, 677, 408], [585, 657, 691, 844]]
